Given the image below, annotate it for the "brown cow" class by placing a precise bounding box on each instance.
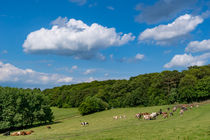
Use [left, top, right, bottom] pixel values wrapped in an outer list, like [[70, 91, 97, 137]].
[[47, 126, 51, 129], [11, 132, 18, 136], [163, 114, 168, 118]]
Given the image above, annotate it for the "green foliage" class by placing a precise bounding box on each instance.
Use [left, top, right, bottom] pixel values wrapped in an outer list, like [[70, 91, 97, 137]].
[[43, 65, 210, 114], [78, 96, 109, 115], [195, 76, 210, 100], [0, 87, 54, 131]]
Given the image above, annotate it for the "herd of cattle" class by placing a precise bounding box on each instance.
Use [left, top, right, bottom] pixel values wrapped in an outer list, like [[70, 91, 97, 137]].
[[134, 104, 199, 120], [112, 104, 199, 121], [2, 125, 52, 136], [2, 104, 200, 137]]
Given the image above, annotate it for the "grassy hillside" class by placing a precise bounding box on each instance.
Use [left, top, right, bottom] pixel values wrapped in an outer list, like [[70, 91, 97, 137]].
[[1, 103, 210, 140]]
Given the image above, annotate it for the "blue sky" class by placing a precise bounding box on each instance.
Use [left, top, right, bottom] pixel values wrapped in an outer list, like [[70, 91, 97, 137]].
[[0, 0, 210, 89]]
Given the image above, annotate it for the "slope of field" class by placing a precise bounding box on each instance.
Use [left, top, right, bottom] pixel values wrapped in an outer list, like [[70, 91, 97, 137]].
[[1, 103, 210, 140]]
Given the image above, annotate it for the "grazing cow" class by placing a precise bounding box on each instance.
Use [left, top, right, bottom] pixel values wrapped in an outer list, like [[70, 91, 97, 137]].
[[143, 115, 151, 120], [180, 109, 184, 116], [136, 113, 142, 119], [142, 112, 150, 115], [169, 112, 173, 116], [167, 107, 170, 111], [81, 122, 89, 126], [163, 114, 168, 119], [162, 112, 167, 115], [159, 109, 162, 115], [150, 112, 157, 120], [181, 106, 188, 111], [172, 106, 177, 112], [2, 131, 10, 136], [46, 126, 51, 129], [113, 116, 118, 120]]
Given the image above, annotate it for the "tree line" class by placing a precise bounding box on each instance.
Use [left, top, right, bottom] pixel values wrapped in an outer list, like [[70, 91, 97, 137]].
[[43, 65, 210, 115], [0, 87, 53, 131]]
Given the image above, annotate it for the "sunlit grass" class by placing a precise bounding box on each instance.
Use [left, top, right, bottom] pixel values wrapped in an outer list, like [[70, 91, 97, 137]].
[[1, 103, 210, 140]]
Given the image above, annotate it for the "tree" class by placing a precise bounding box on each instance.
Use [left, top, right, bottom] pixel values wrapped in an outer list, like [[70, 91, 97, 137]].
[[78, 96, 109, 115]]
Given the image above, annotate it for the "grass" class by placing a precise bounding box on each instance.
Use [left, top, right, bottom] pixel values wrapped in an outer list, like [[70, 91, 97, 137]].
[[1, 103, 210, 140]]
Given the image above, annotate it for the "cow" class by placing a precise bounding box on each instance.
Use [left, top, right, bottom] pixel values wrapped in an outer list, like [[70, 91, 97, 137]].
[[81, 122, 89, 126], [2, 131, 10, 136], [150, 112, 157, 120], [113, 116, 118, 120], [167, 107, 170, 111], [136, 113, 142, 119], [25, 130, 34, 135], [46, 126, 51, 129], [169, 112, 173, 116], [11, 132, 19, 136], [143, 115, 151, 120], [180, 109, 184, 116], [172, 106, 177, 112], [163, 113, 168, 119], [159, 109, 163, 115]]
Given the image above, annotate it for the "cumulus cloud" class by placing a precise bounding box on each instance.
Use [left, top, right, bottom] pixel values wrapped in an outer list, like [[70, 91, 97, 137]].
[[135, 0, 197, 24], [185, 39, 210, 53], [84, 69, 95, 75], [139, 14, 203, 43], [164, 53, 210, 68], [0, 61, 73, 86], [23, 17, 135, 60]]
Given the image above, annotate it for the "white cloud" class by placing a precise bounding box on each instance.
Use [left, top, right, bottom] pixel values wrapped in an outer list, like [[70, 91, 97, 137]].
[[164, 53, 210, 68], [85, 77, 95, 82], [107, 6, 114, 10], [135, 53, 144, 60], [71, 65, 78, 70], [185, 39, 210, 53], [23, 17, 135, 60], [69, 65, 78, 73], [119, 53, 144, 63], [69, 0, 87, 5], [51, 16, 68, 27], [104, 73, 109, 77], [139, 14, 203, 42], [110, 54, 114, 60], [0, 61, 73, 85], [84, 69, 95, 75]]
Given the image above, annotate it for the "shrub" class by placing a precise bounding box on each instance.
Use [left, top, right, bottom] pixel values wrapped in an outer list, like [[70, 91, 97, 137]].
[[78, 96, 109, 115]]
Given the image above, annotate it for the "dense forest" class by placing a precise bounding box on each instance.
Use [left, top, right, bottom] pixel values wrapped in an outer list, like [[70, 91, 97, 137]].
[[43, 65, 210, 114], [0, 88, 53, 131]]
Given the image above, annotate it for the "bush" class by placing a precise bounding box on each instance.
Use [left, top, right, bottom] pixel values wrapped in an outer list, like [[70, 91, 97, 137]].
[[78, 96, 109, 115]]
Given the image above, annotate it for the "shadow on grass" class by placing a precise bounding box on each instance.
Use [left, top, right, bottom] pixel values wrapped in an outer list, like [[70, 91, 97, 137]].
[[0, 120, 62, 134]]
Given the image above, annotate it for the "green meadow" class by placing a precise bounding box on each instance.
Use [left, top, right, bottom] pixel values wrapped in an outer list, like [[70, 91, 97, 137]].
[[1, 103, 210, 140]]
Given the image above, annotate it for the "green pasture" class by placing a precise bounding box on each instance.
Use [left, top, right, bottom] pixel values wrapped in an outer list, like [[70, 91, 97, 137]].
[[1, 104, 210, 140]]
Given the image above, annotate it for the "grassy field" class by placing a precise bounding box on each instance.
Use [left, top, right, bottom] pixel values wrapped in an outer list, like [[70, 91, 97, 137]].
[[1, 103, 210, 140]]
